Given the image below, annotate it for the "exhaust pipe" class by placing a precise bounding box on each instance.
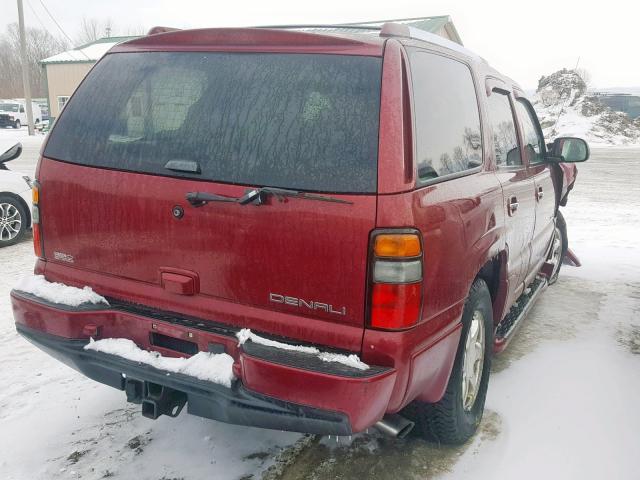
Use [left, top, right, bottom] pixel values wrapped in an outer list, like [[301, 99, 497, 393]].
[[374, 413, 415, 439]]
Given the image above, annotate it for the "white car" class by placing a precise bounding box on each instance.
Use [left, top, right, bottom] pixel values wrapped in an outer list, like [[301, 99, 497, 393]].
[[0, 101, 43, 129], [0, 142, 32, 246]]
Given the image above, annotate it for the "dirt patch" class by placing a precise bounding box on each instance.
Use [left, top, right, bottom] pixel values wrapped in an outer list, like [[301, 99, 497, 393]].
[[264, 411, 501, 480], [127, 433, 151, 455], [262, 435, 317, 480], [617, 324, 640, 354], [66, 449, 89, 464], [245, 451, 272, 461]]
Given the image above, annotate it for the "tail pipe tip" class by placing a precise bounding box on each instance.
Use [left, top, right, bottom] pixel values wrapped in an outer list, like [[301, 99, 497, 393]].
[[374, 413, 415, 439]]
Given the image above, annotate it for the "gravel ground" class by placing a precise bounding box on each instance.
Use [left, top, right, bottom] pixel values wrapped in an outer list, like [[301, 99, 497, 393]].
[[0, 127, 638, 479]]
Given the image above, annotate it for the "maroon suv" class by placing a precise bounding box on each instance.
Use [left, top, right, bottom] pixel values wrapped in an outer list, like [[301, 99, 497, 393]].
[[11, 23, 588, 444]]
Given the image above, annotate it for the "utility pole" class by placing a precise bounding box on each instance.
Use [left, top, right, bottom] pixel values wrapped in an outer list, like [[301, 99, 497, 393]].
[[17, 0, 35, 136]]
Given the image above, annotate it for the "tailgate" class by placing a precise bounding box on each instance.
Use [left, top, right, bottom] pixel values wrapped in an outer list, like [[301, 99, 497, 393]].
[[38, 159, 376, 328]]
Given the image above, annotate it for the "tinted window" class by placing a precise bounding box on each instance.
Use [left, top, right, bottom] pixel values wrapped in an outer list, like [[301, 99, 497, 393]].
[[486, 91, 521, 167], [515, 99, 545, 164], [409, 51, 482, 182], [44, 52, 382, 193]]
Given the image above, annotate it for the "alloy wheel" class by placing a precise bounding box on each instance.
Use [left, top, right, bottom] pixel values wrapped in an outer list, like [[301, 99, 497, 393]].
[[0, 202, 22, 241], [549, 226, 563, 279], [461, 309, 485, 411]]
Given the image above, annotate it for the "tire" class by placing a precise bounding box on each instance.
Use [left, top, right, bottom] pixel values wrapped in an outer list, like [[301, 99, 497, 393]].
[[548, 211, 568, 285], [13, 120, 21, 129], [0, 195, 28, 247], [411, 278, 493, 444]]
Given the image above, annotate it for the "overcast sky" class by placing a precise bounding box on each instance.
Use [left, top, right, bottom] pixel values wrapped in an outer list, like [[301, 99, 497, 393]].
[[4, 0, 638, 89]]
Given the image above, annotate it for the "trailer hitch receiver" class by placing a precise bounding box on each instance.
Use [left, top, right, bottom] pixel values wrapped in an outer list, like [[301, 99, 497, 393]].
[[125, 378, 187, 420]]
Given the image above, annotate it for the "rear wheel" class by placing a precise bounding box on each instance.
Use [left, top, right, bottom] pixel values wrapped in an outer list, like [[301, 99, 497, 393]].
[[13, 120, 21, 129], [411, 278, 493, 444], [548, 211, 568, 285], [0, 196, 27, 247]]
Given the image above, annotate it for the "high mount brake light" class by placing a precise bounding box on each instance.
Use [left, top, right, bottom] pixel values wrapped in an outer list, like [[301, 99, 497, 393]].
[[369, 231, 423, 330], [32, 181, 44, 259]]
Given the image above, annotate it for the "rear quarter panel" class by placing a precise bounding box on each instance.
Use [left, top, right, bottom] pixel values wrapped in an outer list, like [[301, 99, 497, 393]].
[[367, 171, 504, 410]]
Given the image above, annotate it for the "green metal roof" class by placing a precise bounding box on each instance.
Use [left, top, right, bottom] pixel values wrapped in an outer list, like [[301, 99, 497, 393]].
[[73, 36, 140, 51], [41, 36, 140, 65]]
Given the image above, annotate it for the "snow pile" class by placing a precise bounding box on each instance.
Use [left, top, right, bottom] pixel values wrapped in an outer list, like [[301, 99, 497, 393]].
[[84, 338, 235, 387], [236, 328, 369, 371], [14, 274, 109, 307], [532, 69, 640, 146]]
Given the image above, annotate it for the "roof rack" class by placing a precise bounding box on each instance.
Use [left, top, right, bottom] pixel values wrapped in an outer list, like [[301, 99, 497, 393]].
[[253, 24, 381, 32], [379, 23, 476, 58]]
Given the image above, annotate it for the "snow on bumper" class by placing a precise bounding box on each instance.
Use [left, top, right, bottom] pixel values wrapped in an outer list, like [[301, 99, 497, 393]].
[[11, 288, 397, 434], [84, 337, 235, 388], [15, 274, 108, 307]]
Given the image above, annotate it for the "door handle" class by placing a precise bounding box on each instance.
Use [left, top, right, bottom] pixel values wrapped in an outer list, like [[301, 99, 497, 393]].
[[508, 196, 519, 216], [536, 186, 544, 201]]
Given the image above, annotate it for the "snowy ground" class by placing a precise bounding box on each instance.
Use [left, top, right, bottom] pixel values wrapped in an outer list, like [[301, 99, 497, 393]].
[[0, 127, 638, 479]]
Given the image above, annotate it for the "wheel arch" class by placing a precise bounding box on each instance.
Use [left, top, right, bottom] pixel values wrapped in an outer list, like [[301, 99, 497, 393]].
[[474, 251, 509, 326]]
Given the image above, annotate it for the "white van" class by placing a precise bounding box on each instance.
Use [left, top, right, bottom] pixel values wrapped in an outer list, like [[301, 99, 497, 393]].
[[0, 101, 43, 129]]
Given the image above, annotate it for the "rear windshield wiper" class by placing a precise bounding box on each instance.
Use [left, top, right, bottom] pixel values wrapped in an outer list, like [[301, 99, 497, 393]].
[[238, 187, 353, 205], [186, 191, 237, 206], [186, 186, 352, 207]]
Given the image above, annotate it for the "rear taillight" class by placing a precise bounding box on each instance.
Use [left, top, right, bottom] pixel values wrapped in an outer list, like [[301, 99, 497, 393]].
[[369, 230, 423, 330], [32, 181, 44, 258]]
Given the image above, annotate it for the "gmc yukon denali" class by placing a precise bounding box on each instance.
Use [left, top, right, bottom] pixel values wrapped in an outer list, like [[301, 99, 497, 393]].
[[10, 23, 589, 444]]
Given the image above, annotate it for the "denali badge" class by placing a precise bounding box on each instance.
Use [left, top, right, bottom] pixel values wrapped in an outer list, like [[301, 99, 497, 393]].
[[53, 251, 74, 263], [269, 293, 346, 316]]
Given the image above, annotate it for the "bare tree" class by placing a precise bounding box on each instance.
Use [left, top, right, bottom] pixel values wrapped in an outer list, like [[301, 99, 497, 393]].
[[575, 68, 592, 88], [0, 23, 68, 98], [76, 17, 146, 44], [76, 17, 102, 44]]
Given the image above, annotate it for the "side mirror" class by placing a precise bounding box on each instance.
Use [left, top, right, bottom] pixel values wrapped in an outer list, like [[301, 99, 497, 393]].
[[546, 137, 589, 163], [0, 143, 22, 163]]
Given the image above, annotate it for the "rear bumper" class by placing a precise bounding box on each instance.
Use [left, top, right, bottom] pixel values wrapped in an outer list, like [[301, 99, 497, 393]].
[[11, 290, 397, 435]]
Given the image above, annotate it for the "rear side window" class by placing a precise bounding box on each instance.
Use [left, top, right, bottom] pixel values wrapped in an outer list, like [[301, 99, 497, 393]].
[[486, 91, 521, 167], [409, 50, 482, 183], [44, 52, 382, 193], [515, 99, 545, 164]]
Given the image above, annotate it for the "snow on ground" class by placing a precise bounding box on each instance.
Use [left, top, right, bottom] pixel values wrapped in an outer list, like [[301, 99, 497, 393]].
[[0, 125, 638, 479]]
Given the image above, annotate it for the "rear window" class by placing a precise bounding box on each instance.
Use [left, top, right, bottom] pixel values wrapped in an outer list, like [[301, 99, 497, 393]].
[[44, 52, 382, 193]]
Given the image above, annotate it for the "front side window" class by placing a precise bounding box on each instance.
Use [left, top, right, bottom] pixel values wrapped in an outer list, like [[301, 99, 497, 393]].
[[409, 50, 483, 183], [0, 104, 19, 112], [45, 52, 382, 193], [515, 99, 545, 164], [486, 91, 521, 167]]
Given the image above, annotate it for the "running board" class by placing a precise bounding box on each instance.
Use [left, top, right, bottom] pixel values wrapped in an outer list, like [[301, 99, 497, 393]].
[[494, 276, 548, 353]]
